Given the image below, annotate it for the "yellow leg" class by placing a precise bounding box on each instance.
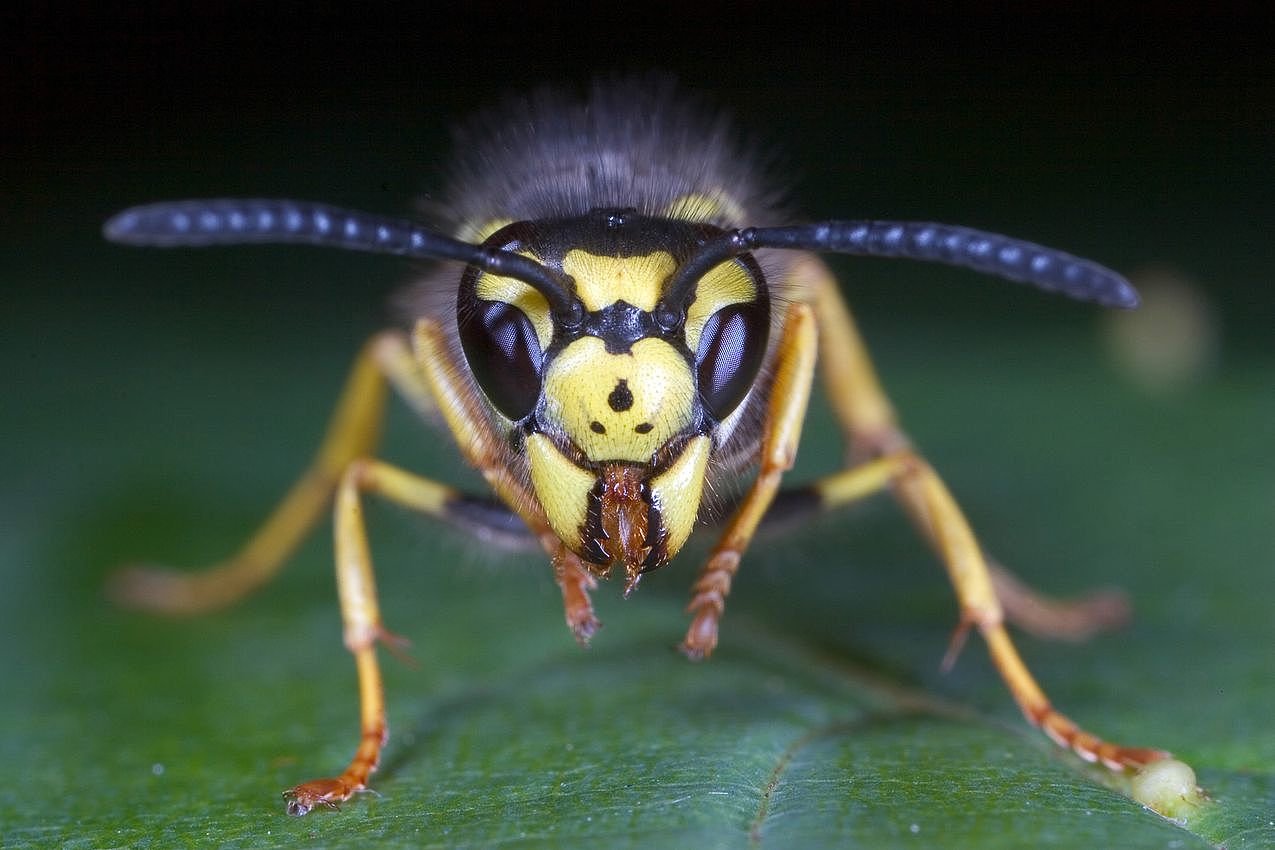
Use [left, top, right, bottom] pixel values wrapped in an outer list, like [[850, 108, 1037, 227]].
[[412, 318, 601, 643], [811, 453, 1164, 768], [275, 319, 604, 815], [109, 331, 431, 614], [794, 256, 1164, 768], [797, 255, 908, 459], [798, 258, 1128, 640], [283, 458, 455, 816], [680, 302, 818, 659]]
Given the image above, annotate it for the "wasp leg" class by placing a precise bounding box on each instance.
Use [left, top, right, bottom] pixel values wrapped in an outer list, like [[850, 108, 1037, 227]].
[[799, 257, 1129, 640], [109, 331, 433, 614], [799, 255, 907, 461], [793, 258, 1162, 769], [284, 458, 453, 815], [756, 484, 1130, 642], [383, 494, 605, 644], [984, 559, 1128, 642], [680, 303, 818, 660], [802, 453, 1166, 769], [412, 318, 601, 644], [275, 315, 605, 813]]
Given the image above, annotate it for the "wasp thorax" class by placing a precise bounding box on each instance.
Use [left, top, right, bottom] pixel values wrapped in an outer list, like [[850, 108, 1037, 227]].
[[541, 336, 694, 463]]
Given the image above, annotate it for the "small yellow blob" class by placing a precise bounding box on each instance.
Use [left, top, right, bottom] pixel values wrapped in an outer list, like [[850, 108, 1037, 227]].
[[1104, 266, 1219, 395], [1129, 758, 1204, 821], [663, 192, 747, 225], [683, 260, 757, 352], [476, 264, 554, 351]]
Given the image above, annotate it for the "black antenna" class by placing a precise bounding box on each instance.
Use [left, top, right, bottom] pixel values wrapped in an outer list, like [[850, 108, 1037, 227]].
[[104, 199, 583, 323], [660, 221, 1139, 317]]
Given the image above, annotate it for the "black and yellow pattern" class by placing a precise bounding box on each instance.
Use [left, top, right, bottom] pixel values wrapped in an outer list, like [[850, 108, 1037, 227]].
[[102, 79, 1168, 816]]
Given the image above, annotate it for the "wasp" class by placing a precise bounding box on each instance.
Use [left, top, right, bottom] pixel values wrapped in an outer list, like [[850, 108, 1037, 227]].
[[105, 80, 1169, 815]]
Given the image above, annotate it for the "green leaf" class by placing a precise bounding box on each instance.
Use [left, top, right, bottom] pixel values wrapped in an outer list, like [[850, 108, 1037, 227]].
[[2, 284, 1271, 849]]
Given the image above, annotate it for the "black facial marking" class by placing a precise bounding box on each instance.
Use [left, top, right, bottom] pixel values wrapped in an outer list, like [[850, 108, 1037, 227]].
[[607, 379, 634, 412], [634, 422, 654, 434], [590, 421, 607, 434]]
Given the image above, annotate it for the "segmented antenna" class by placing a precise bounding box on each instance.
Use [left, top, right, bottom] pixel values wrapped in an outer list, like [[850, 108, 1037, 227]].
[[660, 221, 1139, 315], [104, 199, 583, 322]]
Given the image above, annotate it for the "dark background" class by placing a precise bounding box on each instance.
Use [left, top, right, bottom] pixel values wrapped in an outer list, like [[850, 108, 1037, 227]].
[[6, 4, 1273, 340]]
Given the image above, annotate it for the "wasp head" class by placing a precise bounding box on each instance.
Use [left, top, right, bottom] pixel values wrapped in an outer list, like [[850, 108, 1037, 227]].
[[457, 209, 770, 592]]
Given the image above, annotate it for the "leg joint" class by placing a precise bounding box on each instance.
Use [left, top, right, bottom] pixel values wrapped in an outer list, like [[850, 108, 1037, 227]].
[[340, 457, 377, 489]]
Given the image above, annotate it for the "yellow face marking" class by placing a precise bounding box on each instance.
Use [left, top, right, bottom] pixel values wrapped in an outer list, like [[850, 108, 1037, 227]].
[[647, 435, 710, 558], [664, 192, 747, 225], [475, 266, 554, 352], [541, 336, 694, 463], [683, 259, 758, 353], [526, 433, 595, 549], [562, 250, 674, 313]]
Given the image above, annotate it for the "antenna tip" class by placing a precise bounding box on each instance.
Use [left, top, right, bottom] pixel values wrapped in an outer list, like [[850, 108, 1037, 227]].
[[1108, 277, 1142, 310], [102, 208, 142, 243]]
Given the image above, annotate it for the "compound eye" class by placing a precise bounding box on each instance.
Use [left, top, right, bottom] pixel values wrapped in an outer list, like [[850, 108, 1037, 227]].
[[459, 300, 544, 421], [695, 301, 768, 421]]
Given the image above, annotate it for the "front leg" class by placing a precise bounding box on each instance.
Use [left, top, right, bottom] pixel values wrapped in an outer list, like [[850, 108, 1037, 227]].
[[284, 457, 589, 814], [412, 318, 601, 644], [548, 532, 602, 644], [680, 303, 818, 659], [110, 331, 421, 614], [283, 459, 447, 815], [764, 256, 1164, 768], [799, 257, 1130, 640]]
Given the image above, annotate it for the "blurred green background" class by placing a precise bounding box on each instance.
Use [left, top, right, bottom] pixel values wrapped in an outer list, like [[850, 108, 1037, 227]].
[[4, 7, 1272, 848]]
